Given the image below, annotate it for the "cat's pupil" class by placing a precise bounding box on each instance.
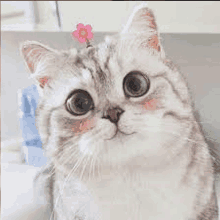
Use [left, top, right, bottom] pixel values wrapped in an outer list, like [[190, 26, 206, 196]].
[[65, 90, 94, 116], [128, 78, 141, 92], [75, 97, 88, 110]]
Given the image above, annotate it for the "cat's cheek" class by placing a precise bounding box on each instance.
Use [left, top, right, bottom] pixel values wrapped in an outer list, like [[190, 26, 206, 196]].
[[141, 98, 158, 111], [71, 117, 96, 135]]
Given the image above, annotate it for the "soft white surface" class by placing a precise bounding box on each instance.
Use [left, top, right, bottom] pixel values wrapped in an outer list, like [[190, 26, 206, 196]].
[[1, 163, 41, 218]]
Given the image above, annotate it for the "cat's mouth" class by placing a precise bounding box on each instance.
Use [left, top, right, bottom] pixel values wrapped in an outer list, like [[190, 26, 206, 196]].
[[105, 128, 136, 141]]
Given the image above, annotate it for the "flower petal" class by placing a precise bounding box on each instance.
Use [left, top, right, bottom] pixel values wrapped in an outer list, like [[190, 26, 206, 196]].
[[77, 23, 85, 30], [85, 25, 92, 33], [87, 32, 93, 40], [78, 37, 86, 43], [72, 30, 79, 38]]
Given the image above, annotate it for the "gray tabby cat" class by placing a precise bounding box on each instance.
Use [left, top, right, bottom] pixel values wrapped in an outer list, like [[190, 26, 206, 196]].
[[21, 5, 218, 220]]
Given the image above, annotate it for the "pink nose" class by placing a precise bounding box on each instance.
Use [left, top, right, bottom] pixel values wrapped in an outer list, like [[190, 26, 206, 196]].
[[103, 107, 124, 124]]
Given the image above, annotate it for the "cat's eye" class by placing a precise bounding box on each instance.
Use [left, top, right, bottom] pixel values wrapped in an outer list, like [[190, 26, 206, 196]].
[[123, 71, 150, 98], [65, 90, 94, 116]]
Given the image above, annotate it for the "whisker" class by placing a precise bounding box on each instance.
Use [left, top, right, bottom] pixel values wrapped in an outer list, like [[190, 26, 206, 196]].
[[141, 127, 220, 166], [89, 154, 93, 181], [52, 148, 80, 169], [133, 112, 216, 124], [49, 152, 85, 220], [79, 153, 90, 182], [89, 145, 98, 181], [93, 150, 97, 179], [97, 154, 101, 181]]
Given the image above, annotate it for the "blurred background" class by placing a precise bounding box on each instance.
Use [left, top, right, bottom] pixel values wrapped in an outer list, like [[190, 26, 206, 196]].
[[2, 1, 220, 32], [1, 1, 220, 217]]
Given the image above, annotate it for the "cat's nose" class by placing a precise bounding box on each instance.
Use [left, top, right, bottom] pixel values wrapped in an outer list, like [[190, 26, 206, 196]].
[[103, 107, 125, 124]]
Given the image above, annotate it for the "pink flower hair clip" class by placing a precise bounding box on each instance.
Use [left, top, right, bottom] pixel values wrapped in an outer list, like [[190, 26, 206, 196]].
[[72, 23, 93, 48]]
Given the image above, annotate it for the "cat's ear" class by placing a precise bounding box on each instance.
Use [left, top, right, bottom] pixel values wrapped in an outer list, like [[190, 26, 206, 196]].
[[20, 41, 57, 88], [121, 5, 165, 58]]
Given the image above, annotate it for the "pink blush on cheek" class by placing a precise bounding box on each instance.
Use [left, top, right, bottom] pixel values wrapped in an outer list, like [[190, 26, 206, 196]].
[[72, 118, 95, 134], [142, 98, 158, 111], [39, 77, 49, 88]]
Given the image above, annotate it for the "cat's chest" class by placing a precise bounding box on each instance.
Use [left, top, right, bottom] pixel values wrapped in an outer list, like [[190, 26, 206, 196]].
[[55, 169, 196, 220], [86, 173, 196, 220], [53, 155, 196, 220]]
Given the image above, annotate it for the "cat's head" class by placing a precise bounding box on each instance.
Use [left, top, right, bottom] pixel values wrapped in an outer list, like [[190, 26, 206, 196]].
[[21, 6, 193, 174]]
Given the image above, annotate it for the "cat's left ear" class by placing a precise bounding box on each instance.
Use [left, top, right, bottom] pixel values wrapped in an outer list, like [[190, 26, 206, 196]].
[[121, 5, 165, 58], [20, 41, 58, 88]]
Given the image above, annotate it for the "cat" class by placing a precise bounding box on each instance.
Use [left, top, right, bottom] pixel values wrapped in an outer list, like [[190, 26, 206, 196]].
[[21, 5, 219, 220]]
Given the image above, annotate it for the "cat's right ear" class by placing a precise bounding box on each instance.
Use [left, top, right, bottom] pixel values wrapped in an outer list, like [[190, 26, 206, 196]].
[[20, 41, 57, 88]]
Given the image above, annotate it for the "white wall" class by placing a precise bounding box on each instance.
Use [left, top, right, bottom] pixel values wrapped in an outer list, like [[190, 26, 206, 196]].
[[1, 1, 220, 33], [59, 1, 220, 33], [148, 1, 220, 33]]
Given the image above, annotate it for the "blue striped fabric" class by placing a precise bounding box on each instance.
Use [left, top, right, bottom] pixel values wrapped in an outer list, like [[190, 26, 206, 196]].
[[19, 84, 47, 167]]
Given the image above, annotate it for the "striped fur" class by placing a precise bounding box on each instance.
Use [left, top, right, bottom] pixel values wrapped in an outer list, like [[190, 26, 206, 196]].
[[21, 5, 218, 220]]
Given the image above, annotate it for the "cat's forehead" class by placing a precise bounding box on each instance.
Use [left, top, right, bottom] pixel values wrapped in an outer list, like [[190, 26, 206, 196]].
[[79, 38, 164, 74], [61, 38, 166, 97]]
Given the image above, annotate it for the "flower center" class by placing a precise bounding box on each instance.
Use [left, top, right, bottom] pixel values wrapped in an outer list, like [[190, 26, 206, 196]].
[[81, 30, 86, 36]]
